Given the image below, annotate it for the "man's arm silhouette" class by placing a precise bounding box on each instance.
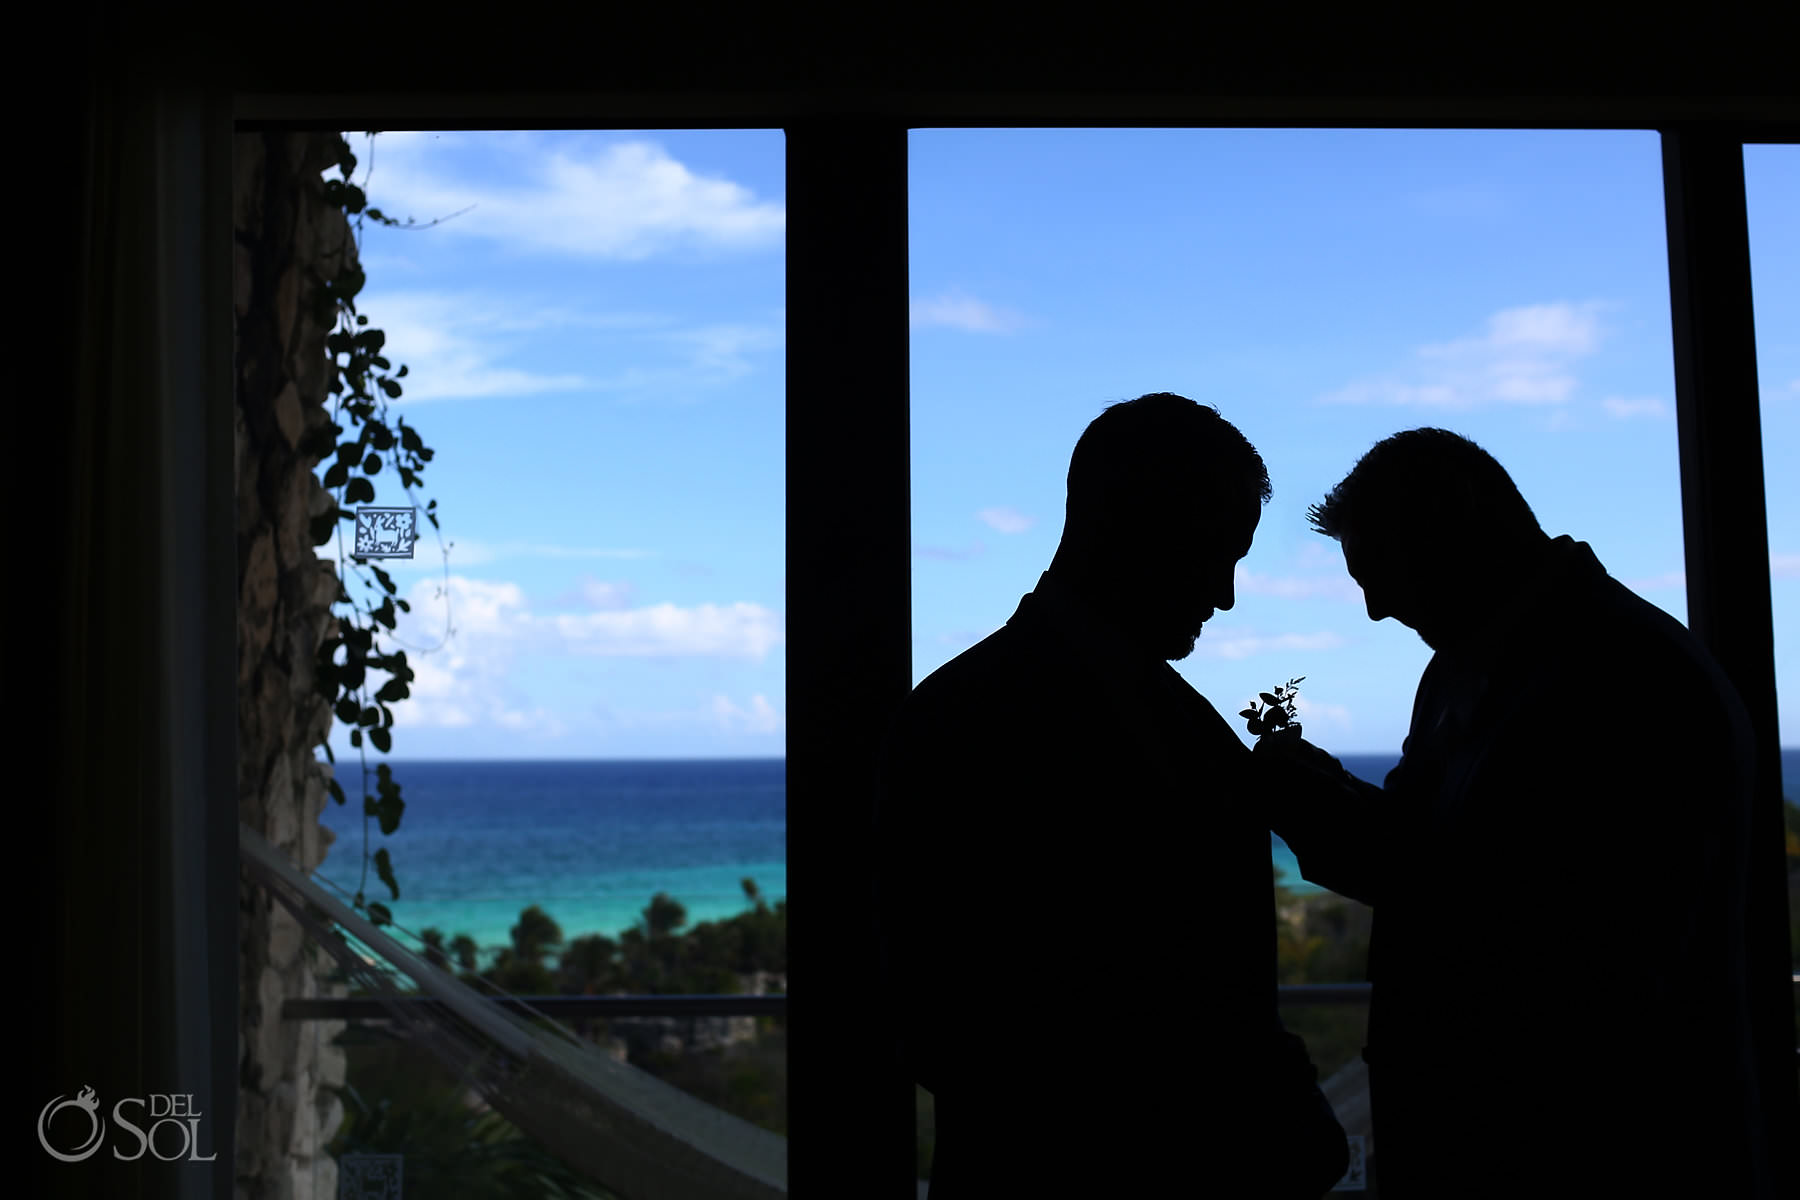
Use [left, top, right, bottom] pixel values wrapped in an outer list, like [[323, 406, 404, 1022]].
[[1254, 733, 1390, 907]]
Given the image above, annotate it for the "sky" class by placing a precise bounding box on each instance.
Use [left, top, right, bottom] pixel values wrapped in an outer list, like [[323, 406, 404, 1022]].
[[317, 129, 1797, 762]]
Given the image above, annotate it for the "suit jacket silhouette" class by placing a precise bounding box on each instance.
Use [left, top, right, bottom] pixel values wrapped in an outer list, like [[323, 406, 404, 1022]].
[[1268, 535, 1772, 1198], [876, 571, 1347, 1198]]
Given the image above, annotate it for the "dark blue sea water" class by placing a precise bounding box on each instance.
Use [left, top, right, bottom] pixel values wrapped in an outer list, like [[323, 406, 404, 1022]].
[[315, 759, 786, 958], [314, 750, 1799, 953]]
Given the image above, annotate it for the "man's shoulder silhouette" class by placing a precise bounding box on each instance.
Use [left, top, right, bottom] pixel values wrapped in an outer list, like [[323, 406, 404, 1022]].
[[905, 595, 1072, 716], [886, 592, 1114, 816], [1498, 536, 1750, 742]]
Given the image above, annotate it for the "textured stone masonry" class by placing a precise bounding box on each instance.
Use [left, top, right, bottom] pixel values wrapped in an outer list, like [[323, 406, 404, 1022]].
[[234, 130, 353, 1200]]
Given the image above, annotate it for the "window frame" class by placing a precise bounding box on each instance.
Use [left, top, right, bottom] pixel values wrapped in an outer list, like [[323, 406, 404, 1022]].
[[213, 104, 1797, 1197]]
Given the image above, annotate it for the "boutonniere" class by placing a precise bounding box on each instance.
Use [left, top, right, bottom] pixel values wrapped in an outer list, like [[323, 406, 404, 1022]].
[[1240, 677, 1304, 742]]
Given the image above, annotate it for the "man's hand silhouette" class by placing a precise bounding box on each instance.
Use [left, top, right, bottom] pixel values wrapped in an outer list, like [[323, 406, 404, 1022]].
[[1254, 728, 1349, 781]]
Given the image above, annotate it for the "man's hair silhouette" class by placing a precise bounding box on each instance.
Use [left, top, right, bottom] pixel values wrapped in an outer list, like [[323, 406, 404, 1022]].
[[1063, 391, 1272, 549], [1049, 392, 1272, 662], [1305, 427, 1541, 552]]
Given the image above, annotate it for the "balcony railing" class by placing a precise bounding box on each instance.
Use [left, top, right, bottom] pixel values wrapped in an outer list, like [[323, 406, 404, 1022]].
[[288, 976, 1800, 1022], [284, 993, 791, 1020], [284, 983, 1397, 1023]]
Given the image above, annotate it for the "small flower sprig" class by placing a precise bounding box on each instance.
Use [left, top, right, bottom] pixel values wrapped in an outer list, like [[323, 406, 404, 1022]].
[[1240, 677, 1304, 739]]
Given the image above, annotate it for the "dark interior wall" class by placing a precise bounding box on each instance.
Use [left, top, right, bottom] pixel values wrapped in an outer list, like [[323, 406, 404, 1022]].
[[72, 6, 1800, 129], [26, 35, 238, 1200]]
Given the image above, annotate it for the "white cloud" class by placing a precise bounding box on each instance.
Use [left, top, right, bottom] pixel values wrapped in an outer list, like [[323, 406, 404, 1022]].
[[1601, 395, 1668, 419], [1295, 541, 1343, 569], [1774, 553, 1800, 580], [711, 693, 784, 735], [1293, 694, 1353, 731], [347, 133, 784, 260], [1320, 300, 1608, 410], [344, 539, 658, 573], [1424, 302, 1602, 357], [1235, 566, 1362, 603], [494, 706, 568, 735], [551, 603, 783, 659], [384, 577, 529, 728], [910, 290, 1028, 333], [553, 576, 639, 610], [352, 290, 779, 406], [358, 291, 593, 403], [977, 506, 1036, 534], [1193, 630, 1347, 660], [357, 576, 781, 731], [656, 323, 784, 382]]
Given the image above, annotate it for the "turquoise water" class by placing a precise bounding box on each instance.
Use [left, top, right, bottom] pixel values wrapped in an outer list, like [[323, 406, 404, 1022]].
[[315, 758, 786, 959], [314, 750, 1797, 956]]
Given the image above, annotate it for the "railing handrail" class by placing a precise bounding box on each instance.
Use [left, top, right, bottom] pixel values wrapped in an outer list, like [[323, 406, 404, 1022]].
[[285, 993, 790, 1020], [286, 975, 1800, 1021], [284, 985, 1380, 1021]]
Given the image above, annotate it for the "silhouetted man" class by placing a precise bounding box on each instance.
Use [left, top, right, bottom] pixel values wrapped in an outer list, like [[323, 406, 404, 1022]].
[[1257, 428, 1772, 1198], [875, 394, 1349, 1198]]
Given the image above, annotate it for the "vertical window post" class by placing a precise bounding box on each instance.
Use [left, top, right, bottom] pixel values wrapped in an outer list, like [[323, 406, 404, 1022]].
[[786, 121, 918, 1195], [1661, 127, 1797, 1191]]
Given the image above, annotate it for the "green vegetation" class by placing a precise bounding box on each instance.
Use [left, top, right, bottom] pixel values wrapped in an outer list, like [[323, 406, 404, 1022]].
[[310, 130, 476, 931], [1274, 865, 1374, 1081], [327, 1028, 618, 1200], [416, 877, 789, 1001]]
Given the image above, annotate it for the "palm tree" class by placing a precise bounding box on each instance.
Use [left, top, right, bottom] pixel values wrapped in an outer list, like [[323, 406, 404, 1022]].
[[418, 927, 451, 971], [559, 933, 620, 995], [642, 892, 687, 940], [510, 904, 565, 967], [450, 933, 480, 975]]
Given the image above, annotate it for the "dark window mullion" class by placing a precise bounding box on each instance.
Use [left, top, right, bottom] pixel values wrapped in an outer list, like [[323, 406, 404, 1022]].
[[1660, 127, 1797, 1192], [786, 122, 917, 1196]]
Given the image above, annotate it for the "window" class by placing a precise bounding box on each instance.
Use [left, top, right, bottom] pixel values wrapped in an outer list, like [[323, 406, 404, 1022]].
[[907, 126, 1693, 1186], [302, 128, 790, 1190], [1742, 141, 1799, 958]]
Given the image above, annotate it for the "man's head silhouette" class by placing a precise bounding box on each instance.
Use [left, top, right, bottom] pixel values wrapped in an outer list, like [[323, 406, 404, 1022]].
[[1046, 393, 1270, 661], [1308, 427, 1551, 651]]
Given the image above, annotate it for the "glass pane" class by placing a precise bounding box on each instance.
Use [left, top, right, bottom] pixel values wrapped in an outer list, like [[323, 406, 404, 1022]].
[[300, 129, 787, 1193], [908, 127, 1682, 1194], [1742, 143, 1799, 989]]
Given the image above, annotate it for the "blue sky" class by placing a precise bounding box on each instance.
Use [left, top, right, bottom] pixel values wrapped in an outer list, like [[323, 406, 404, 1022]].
[[318, 129, 1796, 761]]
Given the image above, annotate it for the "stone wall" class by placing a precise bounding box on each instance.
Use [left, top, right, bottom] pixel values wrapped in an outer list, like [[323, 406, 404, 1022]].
[[234, 129, 355, 1200]]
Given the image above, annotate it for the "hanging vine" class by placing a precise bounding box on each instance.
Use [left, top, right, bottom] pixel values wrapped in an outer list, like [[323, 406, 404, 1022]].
[[304, 130, 472, 926]]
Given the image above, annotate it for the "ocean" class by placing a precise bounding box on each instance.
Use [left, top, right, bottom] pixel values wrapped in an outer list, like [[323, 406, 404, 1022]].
[[314, 758, 787, 959], [314, 750, 1800, 954]]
